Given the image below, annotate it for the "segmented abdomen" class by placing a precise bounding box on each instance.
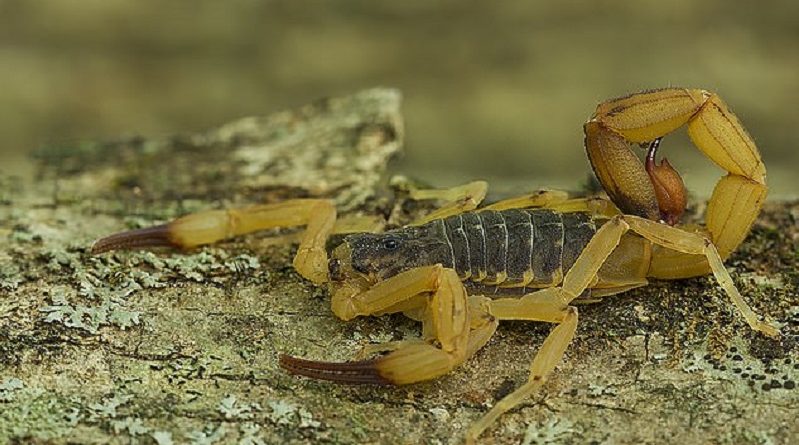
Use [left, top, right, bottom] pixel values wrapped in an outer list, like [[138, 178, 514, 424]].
[[433, 209, 597, 288]]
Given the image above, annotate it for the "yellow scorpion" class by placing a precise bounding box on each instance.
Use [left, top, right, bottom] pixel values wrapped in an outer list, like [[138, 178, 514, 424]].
[[92, 88, 778, 444]]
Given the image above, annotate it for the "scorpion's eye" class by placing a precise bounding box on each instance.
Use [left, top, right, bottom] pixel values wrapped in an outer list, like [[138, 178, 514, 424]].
[[328, 258, 342, 281], [381, 237, 401, 250]]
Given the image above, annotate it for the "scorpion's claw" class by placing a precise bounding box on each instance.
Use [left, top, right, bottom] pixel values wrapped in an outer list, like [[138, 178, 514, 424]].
[[90, 209, 237, 255], [281, 341, 463, 386], [91, 224, 177, 254], [279, 354, 392, 385]]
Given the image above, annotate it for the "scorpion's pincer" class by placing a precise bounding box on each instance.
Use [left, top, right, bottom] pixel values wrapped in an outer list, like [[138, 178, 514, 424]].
[[279, 354, 392, 385], [91, 224, 177, 254]]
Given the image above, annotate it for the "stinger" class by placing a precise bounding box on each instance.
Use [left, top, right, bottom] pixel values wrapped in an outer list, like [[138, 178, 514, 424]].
[[644, 138, 687, 225]]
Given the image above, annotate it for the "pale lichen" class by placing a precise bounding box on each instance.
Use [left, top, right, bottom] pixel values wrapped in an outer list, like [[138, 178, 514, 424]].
[[521, 418, 577, 445], [151, 430, 175, 445], [238, 423, 266, 445], [185, 424, 227, 445], [0, 378, 24, 402], [0, 390, 82, 441], [218, 395, 260, 420], [111, 417, 149, 437]]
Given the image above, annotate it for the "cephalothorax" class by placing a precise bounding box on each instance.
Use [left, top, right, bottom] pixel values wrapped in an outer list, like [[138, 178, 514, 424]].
[[92, 88, 779, 444]]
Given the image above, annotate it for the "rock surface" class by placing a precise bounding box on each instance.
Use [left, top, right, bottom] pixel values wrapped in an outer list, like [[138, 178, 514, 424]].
[[1, 89, 797, 444]]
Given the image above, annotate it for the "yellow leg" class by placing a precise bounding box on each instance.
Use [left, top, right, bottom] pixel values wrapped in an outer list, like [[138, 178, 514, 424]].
[[558, 214, 777, 336], [92, 199, 335, 284], [332, 214, 386, 234], [622, 215, 779, 337], [282, 265, 474, 385], [488, 287, 570, 322], [546, 196, 620, 218], [465, 286, 590, 443], [406, 180, 488, 225], [464, 296, 500, 360], [407, 181, 619, 227], [465, 304, 578, 445], [476, 189, 620, 219], [465, 206, 774, 443], [465, 209, 780, 445], [481, 190, 569, 211]]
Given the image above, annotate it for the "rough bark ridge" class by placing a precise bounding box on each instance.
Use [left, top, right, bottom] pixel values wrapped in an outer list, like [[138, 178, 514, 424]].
[[1, 89, 797, 444]]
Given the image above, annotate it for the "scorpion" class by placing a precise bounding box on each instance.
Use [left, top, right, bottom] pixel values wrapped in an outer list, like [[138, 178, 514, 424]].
[[92, 88, 779, 444]]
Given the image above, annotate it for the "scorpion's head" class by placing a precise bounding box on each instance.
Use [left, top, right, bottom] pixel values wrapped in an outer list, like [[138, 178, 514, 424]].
[[328, 225, 446, 284], [326, 225, 449, 320], [329, 224, 452, 320]]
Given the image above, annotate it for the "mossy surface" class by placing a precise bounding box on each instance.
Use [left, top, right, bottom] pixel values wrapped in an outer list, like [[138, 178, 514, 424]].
[[1, 89, 796, 445]]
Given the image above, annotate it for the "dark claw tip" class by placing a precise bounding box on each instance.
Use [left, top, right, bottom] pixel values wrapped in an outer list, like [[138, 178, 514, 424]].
[[91, 224, 176, 254], [279, 354, 391, 385]]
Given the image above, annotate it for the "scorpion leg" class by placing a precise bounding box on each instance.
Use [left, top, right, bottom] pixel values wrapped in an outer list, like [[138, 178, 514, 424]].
[[481, 189, 569, 211], [412, 180, 619, 217], [466, 220, 654, 442], [545, 196, 620, 218], [331, 214, 386, 234], [404, 180, 488, 225], [464, 296, 500, 359], [465, 289, 578, 444], [488, 287, 570, 321], [358, 295, 499, 366], [92, 199, 335, 284], [283, 264, 475, 384], [622, 215, 779, 337], [457, 187, 620, 219], [404, 180, 595, 225], [405, 179, 618, 226], [560, 214, 777, 336]]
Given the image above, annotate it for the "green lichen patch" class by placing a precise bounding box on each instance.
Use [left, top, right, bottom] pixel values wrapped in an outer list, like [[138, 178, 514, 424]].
[[0, 388, 82, 442]]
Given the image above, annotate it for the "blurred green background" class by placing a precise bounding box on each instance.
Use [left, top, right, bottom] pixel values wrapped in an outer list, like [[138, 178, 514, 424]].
[[1, 0, 797, 198]]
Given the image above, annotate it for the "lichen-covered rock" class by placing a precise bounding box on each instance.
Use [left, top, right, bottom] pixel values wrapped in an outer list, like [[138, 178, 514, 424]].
[[1, 89, 797, 445], [31, 87, 403, 217]]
